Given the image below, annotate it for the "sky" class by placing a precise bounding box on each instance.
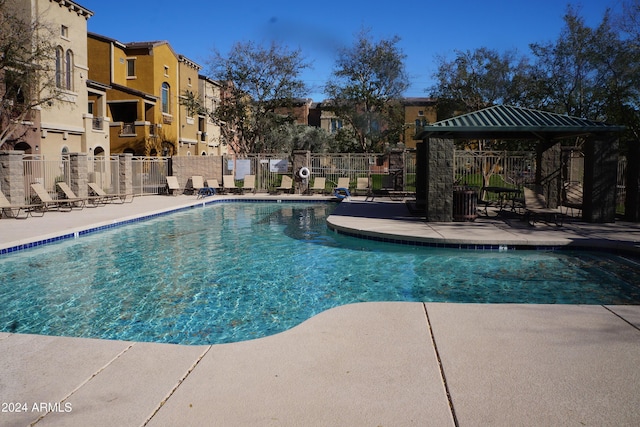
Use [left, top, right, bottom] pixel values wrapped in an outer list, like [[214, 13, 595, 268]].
[[78, 0, 623, 101]]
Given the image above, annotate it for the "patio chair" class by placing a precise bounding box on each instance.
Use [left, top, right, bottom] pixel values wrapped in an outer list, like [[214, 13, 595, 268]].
[[334, 177, 350, 191], [166, 176, 180, 196], [241, 175, 256, 194], [88, 182, 134, 204], [523, 186, 563, 226], [30, 183, 73, 212], [562, 181, 583, 217], [308, 177, 326, 195], [0, 189, 44, 219], [275, 175, 293, 194], [57, 181, 100, 208], [222, 175, 239, 194]]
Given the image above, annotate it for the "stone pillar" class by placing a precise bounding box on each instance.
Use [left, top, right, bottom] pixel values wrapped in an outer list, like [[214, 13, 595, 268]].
[[0, 150, 26, 203], [536, 140, 562, 208], [424, 137, 454, 222], [388, 148, 404, 190], [292, 150, 310, 194], [583, 135, 618, 223], [118, 153, 133, 195], [415, 142, 426, 209], [69, 153, 89, 197], [624, 141, 640, 222]]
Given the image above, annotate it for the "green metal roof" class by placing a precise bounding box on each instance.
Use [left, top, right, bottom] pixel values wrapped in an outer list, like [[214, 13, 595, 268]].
[[415, 105, 624, 140]]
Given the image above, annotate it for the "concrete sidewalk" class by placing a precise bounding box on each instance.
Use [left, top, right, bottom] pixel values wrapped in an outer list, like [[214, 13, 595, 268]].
[[1, 303, 639, 426], [1, 195, 640, 426]]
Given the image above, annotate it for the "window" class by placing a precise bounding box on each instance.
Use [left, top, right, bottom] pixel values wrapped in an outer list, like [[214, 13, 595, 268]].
[[61, 25, 68, 38], [55, 46, 64, 88], [65, 50, 73, 90], [161, 82, 170, 114], [164, 66, 169, 77], [126, 58, 136, 78], [330, 118, 343, 133], [88, 101, 94, 115], [187, 77, 192, 86], [418, 110, 424, 116], [56, 47, 73, 90]]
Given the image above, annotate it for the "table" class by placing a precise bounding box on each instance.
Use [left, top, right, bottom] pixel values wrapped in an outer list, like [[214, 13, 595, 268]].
[[481, 186, 522, 214]]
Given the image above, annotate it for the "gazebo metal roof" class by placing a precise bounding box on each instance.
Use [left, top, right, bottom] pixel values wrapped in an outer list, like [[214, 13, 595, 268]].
[[415, 105, 624, 140]]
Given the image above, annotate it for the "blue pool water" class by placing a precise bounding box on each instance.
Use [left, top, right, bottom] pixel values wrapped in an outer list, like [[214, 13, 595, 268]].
[[1, 202, 640, 345]]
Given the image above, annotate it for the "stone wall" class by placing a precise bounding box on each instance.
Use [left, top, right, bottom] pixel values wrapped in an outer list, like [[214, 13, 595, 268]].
[[0, 151, 27, 203], [170, 156, 223, 192], [424, 138, 454, 222]]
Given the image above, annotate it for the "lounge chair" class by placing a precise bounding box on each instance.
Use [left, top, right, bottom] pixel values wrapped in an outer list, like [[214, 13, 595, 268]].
[[523, 186, 563, 226], [222, 175, 238, 194], [191, 175, 215, 198], [205, 178, 222, 194], [30, 183, 73, 212], [56, 182, 100, 208], [241, 175, 256, 194], [336, 177, 350, 189], [190, 176, 204, 194], [275, 175, 293, 194], [166, 176, 180, 196], [0, 190, 44, 219], [88, 182, 134, 204], [562, 181, 583, 217], [308, 177, 326, 195], [354, 177, 371, 196]]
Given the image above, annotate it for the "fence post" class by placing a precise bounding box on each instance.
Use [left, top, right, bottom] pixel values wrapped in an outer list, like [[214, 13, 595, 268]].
[[69, 153, 89, 197], [0, 150, 26, 203], [118, 153, 133, 195]]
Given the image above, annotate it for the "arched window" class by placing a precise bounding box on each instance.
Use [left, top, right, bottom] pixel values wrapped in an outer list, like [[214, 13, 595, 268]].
[[161, 82, 170, 114], [55, 46, 64, 88], [65, 50, 73, 90]]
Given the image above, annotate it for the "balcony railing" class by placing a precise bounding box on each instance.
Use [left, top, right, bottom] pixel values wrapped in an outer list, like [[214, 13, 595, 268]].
[[92, 117, 103, 130], [120, 122, 135, 135]]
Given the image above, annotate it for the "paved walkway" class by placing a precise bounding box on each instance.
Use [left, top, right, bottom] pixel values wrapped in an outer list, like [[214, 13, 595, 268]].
[[1, 195, 639, 426]]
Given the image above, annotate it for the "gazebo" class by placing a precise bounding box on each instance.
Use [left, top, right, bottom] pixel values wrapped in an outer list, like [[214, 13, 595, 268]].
[[414, 105, 625, 223]]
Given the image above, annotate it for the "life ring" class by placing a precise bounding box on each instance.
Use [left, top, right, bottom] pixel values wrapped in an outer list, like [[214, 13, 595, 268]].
[[333, 187, 351, 199], [298, 167, 310, 179]]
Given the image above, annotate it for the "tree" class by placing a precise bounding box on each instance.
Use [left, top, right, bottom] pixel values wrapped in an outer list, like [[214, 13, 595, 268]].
[[263, 122, 335, 153], [206, 41, 310, 155], [429, 47, 532, 117], [324, 28, 409, 153], [0, 0, 61, 149], [529, 6, 640, 143]]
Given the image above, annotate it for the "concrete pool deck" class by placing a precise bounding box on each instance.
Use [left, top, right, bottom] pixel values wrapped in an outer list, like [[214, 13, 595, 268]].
[[1, 194, 640, 426]]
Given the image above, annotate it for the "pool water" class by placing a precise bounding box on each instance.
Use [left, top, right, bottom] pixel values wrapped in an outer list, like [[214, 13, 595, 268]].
[[1, 202, 640, 345]]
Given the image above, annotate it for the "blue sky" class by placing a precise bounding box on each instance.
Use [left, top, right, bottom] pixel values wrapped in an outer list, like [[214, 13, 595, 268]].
[[78, 0, 622, 101]]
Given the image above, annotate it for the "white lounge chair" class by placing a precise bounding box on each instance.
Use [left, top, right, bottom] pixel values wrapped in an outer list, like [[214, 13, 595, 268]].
[[241, 175, 256, 194], [88, 182, 134, 204], [309, 177, 326, 195], [275, 175, 293, 194], [222, 175, 238, 193], [57, 181, 101, 208], [30, 183, 73, 212], [0, 190, 44, 219], [166, 176, 180, 196]]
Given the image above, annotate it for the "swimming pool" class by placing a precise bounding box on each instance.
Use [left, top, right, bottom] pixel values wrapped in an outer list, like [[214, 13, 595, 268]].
[[1, 201, 639, 345]]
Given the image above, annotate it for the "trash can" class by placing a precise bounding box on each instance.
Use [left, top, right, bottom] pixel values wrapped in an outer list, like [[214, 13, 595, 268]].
[[453, 187, 478, 221]]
